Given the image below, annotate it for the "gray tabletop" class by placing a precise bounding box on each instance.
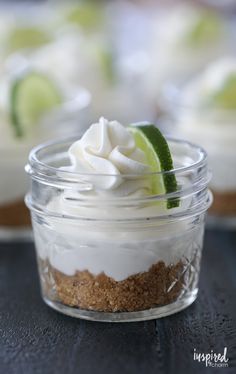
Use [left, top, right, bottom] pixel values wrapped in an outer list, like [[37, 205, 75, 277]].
[[0, 228, 235, 374]]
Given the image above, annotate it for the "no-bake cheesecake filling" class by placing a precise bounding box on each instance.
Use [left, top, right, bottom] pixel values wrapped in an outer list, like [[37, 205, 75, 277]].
[[27, 117, 211, 313]]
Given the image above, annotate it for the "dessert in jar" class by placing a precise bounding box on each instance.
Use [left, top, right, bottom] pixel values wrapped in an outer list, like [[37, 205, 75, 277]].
[[30, 31, 152, 124], [0, 66, 90, 234], [147, 4, 231, 102], [25, 117, 211, 322], [164, 57, 236, 221], [29, 1, 153, 124], [55, 0, 106, 33], [0, 4, 54, 59]]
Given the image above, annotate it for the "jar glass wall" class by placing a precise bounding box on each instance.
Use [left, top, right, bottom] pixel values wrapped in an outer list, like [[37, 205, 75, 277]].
[[25, 137, 211, 322]]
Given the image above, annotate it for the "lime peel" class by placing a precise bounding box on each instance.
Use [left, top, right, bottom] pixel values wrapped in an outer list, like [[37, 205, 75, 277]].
[[7, 27, 51, 52], [129, 124, 179, 209], [10, 72, 62, 138]]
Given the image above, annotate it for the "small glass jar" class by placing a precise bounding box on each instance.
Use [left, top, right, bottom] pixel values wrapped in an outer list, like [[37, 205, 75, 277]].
[[161, 84, 236, 229], [25, 136, 212, 322]]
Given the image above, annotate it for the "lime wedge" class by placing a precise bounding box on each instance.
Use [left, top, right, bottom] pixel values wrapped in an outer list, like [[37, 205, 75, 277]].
[[66, 2, 103, 31], [129, 124, 179, 209], [10, 72, 62, 137], [211, 74, 236, 109], [185, 11, 221, 47], [7, 27, 51, 52], [97, 46, 114, 85]]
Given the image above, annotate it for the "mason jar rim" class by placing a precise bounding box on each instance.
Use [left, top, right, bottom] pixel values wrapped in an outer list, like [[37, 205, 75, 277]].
[[26, 135, 208, 180]]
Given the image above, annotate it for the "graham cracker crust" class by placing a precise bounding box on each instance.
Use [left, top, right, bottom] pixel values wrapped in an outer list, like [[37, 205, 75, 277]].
[[0, 199, 30, 227], [41, 260, 185, 313], [210, 190, 236, 216]]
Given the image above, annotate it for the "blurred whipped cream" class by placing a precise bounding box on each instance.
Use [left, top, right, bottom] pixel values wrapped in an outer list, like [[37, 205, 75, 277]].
[[147, 4, 230, 98], [0, 64, 90, 205], [181, 57, 236, 108], [29, 29, 152, 123], [29, 32, 88, 86], [176, 57, 236, 192]]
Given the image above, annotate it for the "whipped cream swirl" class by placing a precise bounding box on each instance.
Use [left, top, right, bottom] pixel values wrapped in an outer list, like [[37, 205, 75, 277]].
[[182, 57, 236, 108], [66, 117, 151, 196]]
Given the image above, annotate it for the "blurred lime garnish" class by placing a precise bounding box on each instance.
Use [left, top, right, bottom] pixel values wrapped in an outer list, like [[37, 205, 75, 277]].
[[6, 27, 51, 52], [97, 47, 115, 85], [185, 11, 222, 46], [10, 72, 62, 137], [128, 124, 179, 209], [66, 2, 103, 31], [210, 75, 236, 109]]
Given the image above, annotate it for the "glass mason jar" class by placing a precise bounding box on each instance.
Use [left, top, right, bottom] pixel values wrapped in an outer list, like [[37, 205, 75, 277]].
[[161, 84, 236, 229], [25, 136, 212, 322]]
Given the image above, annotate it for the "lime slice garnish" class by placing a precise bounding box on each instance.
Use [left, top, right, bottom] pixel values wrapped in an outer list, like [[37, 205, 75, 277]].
[[185, 11, 221, 47], [97, 46, 115, 85], [10, 72, 62, 137], [211, 74, 236, 109], [66, 2, 103, 31], [6, 27, 51, 52], [129, 124, 179, 209]]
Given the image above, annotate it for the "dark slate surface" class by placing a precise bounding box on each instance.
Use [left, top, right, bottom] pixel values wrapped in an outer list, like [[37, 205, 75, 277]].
[[0, 229, 235, 374]]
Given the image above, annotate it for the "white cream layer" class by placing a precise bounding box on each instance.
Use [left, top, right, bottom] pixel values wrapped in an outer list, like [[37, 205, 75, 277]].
[[34, 208, 201, 282]]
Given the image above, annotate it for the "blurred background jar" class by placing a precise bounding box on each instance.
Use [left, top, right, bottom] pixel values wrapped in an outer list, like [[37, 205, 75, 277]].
[[0, 57, 90, 239], [160, 57, 236, 227], [146, 1, 235, 111]]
